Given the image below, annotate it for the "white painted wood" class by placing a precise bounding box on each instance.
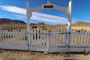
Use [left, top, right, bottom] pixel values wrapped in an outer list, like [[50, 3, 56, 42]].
[[42, 30, 44, 47], [1, 31, 90, 52], [73, 32, 75, 47], [21, 31, 23, 44], [31, 30, 33, 46], [76, 32, 79, 46], [79, 32, 82, 46], [34, 29, 36, 46], [55, 29, 57, 47], [5, 32, 6, 43], [82, 32, 85, 46], [7, 32, 9, 44], [45, 32, 47, 47], [42, 31, 46, 47], [10, 31, 11, 44], [2, 32, 3, 43], [49, 48, 69, 53], [85, 32, 88, 46], [58, 27, 60, 47], [23, 31, 25, 44], [51, 31, 54, 48], [18, 31, 20, 44], [49, 32, 51, 48], [16, 32, 18, 44], [47, 32, 49, 50], [61, 28, 63, 46], [40, 29, 42, 47], [37, 27, 39, 46], [66, 0, 72, 33], [13, 31, 17, 44], [88, 33, 90, 46], [64, 32, 67, 46], [0, 44, 28, 50]]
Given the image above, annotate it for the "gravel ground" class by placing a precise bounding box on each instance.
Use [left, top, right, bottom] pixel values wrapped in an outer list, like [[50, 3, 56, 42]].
[[0, 50, 90, 60]]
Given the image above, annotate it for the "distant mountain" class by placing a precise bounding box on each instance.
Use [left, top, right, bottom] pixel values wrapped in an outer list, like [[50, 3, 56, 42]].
[[30, 22, 46, 25], [30, 23, 36, 25], [0, 18, 90, 27], [72, 21, 90, 27], [37, 22, 45, 25], [0, 18, 26, 24], [30, 22, 90, 27]]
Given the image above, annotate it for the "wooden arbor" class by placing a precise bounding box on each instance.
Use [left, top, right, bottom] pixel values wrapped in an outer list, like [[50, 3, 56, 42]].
[[26, 0, 72, 45]]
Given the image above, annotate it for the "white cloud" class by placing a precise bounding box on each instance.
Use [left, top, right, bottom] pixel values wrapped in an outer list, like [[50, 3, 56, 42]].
[[0, 5, 68, 23], [14, 15, 26, 19], [31, 12, 67, 23], [0, 5, 26, 15]]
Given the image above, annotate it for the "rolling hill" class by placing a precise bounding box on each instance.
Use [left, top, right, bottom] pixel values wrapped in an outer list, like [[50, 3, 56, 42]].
[[0, 18, 26, 24], [72, 21, 90, 27], [0, 18, 90, 27]]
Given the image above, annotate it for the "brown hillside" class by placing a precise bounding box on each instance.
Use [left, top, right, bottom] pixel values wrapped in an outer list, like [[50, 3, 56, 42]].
[[72, 21, 90, 27], [0, 18, 90, 27], [0, 18, 26, 24]]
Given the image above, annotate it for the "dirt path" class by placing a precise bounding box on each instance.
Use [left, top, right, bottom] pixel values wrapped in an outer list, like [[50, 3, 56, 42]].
[[0, 50, 90, 60]]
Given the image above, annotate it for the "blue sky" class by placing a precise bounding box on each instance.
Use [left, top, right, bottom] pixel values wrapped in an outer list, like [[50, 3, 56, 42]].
[[0, 0, 90, 25]]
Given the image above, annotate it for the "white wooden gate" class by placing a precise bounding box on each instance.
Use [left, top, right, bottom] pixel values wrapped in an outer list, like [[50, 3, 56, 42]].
[[29, 29, 49, 51], [28, 28, 70, 52]]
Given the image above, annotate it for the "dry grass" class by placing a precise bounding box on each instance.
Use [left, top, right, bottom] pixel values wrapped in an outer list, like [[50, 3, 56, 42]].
[[0, 50, 90, 60]]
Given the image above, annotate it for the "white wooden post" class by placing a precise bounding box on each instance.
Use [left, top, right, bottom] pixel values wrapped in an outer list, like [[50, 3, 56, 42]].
[[66, 0, 72, 48], [26, 1, 32, 47], [67, 0, 72, 33]]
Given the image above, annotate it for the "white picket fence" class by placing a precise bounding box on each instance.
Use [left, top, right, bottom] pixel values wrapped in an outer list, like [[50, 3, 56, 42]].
[[0, 30, 90, 52]]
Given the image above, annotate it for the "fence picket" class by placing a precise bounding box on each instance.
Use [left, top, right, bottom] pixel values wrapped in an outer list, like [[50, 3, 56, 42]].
[[31, 30, 33, 46], [12, 32, 14, 44], [58, 27, 60, 47], [34, 29, 36, 46], [47, 32, 50, 49], [23, 31, 25, 44], [87, 33, 89, 46], [79, 32, 82, 47], [2, 32, 4, 43], [40, 30, 42, 47], [37, 27, 39, 46], [42, 31, 45, 47], [76, 32, 79, 46], [82, 32, 85, 47], [7, 32, 9, 44], [9, 31, 11, 44], [51, 31, 54, 48], [85, 32, 88, 46], [73, 32, 75, 47], [14, 31, 16, 44], [20, 31, 22, 44], [61, 28, 64, 46], [88, 33, 90, 46], [5, 32, 7, 44], [55, 29, 57, 47]]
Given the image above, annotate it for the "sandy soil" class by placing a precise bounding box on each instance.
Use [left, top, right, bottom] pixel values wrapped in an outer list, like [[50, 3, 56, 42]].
[[0, 50, 90, 60]]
